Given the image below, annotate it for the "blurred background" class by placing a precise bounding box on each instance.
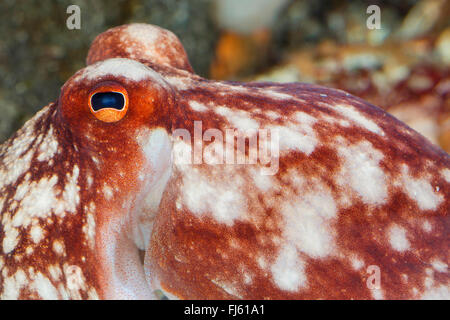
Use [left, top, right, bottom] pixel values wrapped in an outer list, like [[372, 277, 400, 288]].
[[0, 0, 449, 152]]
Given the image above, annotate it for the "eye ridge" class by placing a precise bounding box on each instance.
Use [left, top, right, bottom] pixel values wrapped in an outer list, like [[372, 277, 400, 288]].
[[91, 91, 125, 112]]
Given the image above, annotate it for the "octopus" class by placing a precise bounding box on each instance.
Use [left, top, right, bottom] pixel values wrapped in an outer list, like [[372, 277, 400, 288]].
[[0, 23, 448, 300]]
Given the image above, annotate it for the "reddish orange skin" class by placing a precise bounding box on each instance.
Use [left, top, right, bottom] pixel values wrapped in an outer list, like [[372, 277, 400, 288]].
[[58, 72, 174, 298], [1, 23, 449, 300], [0, 45, 176, 299], [147, 82, 449, 299], [86, 24, 193, 73]]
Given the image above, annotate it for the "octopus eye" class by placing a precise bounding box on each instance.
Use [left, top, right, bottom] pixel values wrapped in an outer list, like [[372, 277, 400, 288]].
[[89, 83, 129, 123], [91, 92, 125, 111]]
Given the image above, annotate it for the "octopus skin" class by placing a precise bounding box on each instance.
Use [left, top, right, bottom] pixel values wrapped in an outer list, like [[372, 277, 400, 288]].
[[0, 24, 449, 300]]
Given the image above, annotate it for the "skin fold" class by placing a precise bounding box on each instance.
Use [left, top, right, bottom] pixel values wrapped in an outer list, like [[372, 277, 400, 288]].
[[0, 23, 449, 299]]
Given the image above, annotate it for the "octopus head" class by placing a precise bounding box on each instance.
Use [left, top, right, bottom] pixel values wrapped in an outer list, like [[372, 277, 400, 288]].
[[56, 57, 176, 298]]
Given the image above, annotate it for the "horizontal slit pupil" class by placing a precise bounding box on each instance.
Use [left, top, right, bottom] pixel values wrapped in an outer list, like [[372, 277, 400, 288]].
[[91, 92, 125, 111]]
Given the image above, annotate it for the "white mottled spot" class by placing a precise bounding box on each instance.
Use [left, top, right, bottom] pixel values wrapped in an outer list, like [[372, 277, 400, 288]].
[[30, 225, 44, 244], [52, 239, 65, 256], [1, 147, 34, 189], [250, 168, 273, 192], [189, 101, 209, 112], [0, 197, 4, 214], [1, 269, 28, 299], [74, 58, 167, 86], [277, 125, 316, 154], [400, 165, 443, 211], [14, 174, 31, 201], [13, 175, 59, 228], [321, 111, 351, 128], [402, 274, 408, 283], [172, 139, 192, 165], [388, 224, 410, 252], [103, 185, 113, 200], [65, 265, 86, 292], [217, 83, 250, 94], [58, 166, 80, 214], [58, 283, 69, 300], [441, 168, 450, 183], [179, 166, 246, 226], [371, 288, 384, 300], [422, 220, 432, 232], [268, 112, 318, 155], [48, 264, 62, 282], [82, 203, 96, 249], [137, 128, 172, 173], [9, 201, 18, 211], [421, 285, 450, 300], [281, 180, 337, 258], [134, 128, 172, 249], [88, 288, 99, 300], [86, 174, 93, 188], [37, 126, 59, 162], [257, 256, 268, 270], [30, 272, 58, 299], [210, 279, 242, 298], [243, 273, 252, 285], [215, 106, 260, 131], [265, 90, 294, 100], [351, 256, 365, 270], [337, 140, 387, 205], [165, 76, 194, 90], [124, 23, 159, 42], [431, 260, 447, 273], [334, 104, 384, 135], [271, 245, 307, 292], [264, 110, 281, 120], [175, 199, 182, 210], [0, 106, 52, 189], [123, 23, 186, 67], [293, 111, 316, 127], [91, 156, 100, 166], [3, 226, 19, 254]]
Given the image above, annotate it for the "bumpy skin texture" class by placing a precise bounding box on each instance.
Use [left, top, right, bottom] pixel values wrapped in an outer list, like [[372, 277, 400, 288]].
[[0, 23, 449, 299], [87, 24, 194, 73]]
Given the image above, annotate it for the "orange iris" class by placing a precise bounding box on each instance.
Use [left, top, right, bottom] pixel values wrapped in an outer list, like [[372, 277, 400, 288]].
[[88, 82, 129, 123]]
